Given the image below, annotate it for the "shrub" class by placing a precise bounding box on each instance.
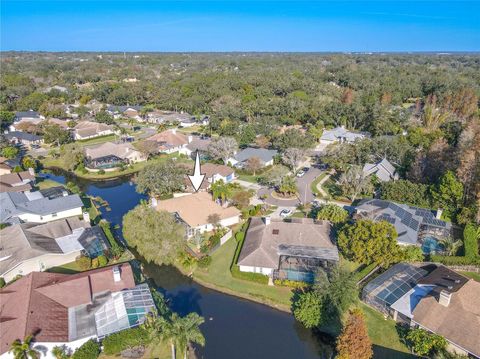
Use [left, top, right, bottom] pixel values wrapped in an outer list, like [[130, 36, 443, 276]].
[[99, 220, 123, 259], [76, 255, 91, 270], [273, 279, 309, 289], [405, 328, 447, 356], [91, 257, 99, 268], [98, 169, 105, 175], [463, 223, 479, 259], [231, 265, 269, 284], [97, 255, 108, 267], [102, 327, 150, 355], [198, 255, 212, 268], [72, 339, 100, 359], [0, 277, 5, 288]]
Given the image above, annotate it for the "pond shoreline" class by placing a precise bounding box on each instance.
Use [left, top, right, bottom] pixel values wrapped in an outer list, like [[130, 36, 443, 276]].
[[44, 166, 139, 182]]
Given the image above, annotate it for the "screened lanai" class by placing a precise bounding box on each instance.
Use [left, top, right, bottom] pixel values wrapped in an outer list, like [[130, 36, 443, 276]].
[[362, 263, 428, 315]]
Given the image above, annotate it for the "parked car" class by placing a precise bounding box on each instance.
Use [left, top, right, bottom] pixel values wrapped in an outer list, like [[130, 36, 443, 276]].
[[280, 209, 293, 218], [296, 170, 306, 177]]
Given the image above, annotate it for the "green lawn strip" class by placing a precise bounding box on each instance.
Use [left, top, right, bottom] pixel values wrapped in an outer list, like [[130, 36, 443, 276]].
[[237, 173, 260, 183], [76, 134, 118, 147], [310, 172, 327, 195], [47, 261, 83, 274], [192, 236, 293, 309], [360, 303, 414, 358], [35, 177, 64, 190], [459, 271, 480, 281]]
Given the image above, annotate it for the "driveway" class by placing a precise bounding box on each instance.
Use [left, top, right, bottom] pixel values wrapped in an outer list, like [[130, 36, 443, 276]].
[[295, 166, 322, 204]]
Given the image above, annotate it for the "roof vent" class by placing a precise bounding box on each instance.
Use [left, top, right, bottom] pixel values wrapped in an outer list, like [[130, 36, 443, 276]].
[[272, 229, 279, 235], [113, 266, 121, 282]]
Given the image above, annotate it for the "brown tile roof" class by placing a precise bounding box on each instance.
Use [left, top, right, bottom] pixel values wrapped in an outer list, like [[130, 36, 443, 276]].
[[412, 279, 480, 357], [238, 217, 338, 269], [85, 141, 143, 161], [146, 130, 188, 151], [74, 121, 114, 138], [156, 192, 240, 227], [0, 263, 135, 354], [0, 170, 35, 193], [201, 163, 234, 178]]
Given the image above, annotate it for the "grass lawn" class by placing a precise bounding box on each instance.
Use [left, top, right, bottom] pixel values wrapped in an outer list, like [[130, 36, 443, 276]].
[[47, 260, 83, 274], [192, 236, 293, 310], [361, 304, 416, 358], [35, 177, 64, 190], [76, 134, 118, 147], [99, 341, 173, 359], [237, 173, 260, 183], [310, 172, 327, 195], [459, 271, 480, 281]]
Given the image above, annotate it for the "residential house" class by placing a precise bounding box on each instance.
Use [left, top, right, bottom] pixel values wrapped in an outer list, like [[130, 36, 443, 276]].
[[4, 131, 43, 148], [0, 169, 35, 193], [228, 148, 278, 168], [363, 158, 399, 182], [73, 121, 115, 140], [0, 191, 83, 224], [320, 126, 368, 145], [144, 110, 194, 125], [355, 199, 451, 253], [185, 135, 212, 159], [202, 163, 235, 184], [84, 142, 146, 170], [146, 129, 191, 155], [106, 105, 143, 120], [0, 157, 12, 175], [154, 192, 240, 237], [0, 217, 109, 282], [238, 217, 339, 281], [363, 264, 480, 358], [0, 263, 155, 359], [14, 111, 42, 123]]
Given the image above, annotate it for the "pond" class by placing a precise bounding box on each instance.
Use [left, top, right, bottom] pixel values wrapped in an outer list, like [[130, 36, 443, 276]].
[[41, 170, 334, 359]]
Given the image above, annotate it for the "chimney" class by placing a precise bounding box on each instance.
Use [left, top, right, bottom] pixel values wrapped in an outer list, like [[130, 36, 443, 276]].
[[188, 135, 193, 143], [113, 266, 121, 282], [82, 211, 90, 223], [171, 128, 177, 135], [263, 216, 271, 225], [28, 168, 35, 176], [438, 290, 451, 307], [436, 208, 443, 220]]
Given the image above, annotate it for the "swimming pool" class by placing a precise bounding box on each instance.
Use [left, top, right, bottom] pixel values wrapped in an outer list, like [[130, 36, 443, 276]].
[[421, 236, 444, 254]]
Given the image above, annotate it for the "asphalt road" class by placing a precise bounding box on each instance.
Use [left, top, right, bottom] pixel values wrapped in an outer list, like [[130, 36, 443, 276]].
[[295, 166, 322, 204]]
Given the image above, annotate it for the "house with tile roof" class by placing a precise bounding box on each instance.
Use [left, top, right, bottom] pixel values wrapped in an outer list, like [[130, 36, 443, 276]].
[[355, 199, 451, 253], [73, 121, 115, 140], [0, 191, 83, 224], [238, 217, 339, 282], [84, 142, 146, 170], [0, 217, 109, 282], [145, 129, 192, 155], [154, 192, 240, 237], [320, 125, 368, 145], [0, 263, 155, 358], [4, 131, 43, 148], [363, 158, 399, 182], [0, 169, 35, 193]]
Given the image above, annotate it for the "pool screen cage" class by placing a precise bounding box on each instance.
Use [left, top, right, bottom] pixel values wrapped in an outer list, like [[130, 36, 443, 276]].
[[362, 263, 428, 315]]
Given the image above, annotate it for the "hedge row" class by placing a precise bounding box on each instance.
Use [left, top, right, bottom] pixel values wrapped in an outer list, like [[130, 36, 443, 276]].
[[464, 223, 479, 259], [72, 339, 101, 359], [102, 327, 151, 355], [230, 221, 269, 285], [430, 255, 480, 266]]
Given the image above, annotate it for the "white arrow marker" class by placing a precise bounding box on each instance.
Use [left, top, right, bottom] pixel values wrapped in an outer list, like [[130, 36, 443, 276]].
[[188, 150, 205, 192]]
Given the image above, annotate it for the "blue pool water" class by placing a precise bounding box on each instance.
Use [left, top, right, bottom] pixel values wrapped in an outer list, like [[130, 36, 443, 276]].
[[421, 236, 444, 254]]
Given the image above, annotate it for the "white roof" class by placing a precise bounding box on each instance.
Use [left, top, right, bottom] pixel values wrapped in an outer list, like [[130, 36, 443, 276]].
[[390, 284, 435, 319]]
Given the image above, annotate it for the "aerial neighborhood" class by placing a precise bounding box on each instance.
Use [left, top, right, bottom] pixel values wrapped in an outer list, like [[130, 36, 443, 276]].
[[0, 52, 479, 359]]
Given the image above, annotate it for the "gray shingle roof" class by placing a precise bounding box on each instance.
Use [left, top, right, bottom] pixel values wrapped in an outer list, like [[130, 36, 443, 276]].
[[363, 158, 399, 182], [320, 126, 368, 143], [4, 131, 42, 142], [15, 111, 40, 119], [234, 148, 278, 163]]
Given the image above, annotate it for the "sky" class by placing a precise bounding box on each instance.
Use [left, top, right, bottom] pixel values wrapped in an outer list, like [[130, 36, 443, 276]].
[[1, 1, 479, 52]]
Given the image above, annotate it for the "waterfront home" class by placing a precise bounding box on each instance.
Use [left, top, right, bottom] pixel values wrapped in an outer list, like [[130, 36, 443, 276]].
[[0, 263, 155, 359], [73, 121, 115, 140], [0, 169, 35, 193], [146, 129, 191, 155], [237, 217, 339, 282], [355, 199, 451, 253], [0, 217, 109, 282], [0, 191, 84, 224], [362, 158, 399, 182], [154, 192, 240, 237], [319, 125, 368, 145], [228, 147, 278, 168], [84, 142, 146, 170], [363, 263, 480, 358], [4, 131, 43, 148]]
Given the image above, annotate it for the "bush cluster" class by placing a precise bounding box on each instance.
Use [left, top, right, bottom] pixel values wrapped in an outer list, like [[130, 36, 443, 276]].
[[102, 327, 151, 355], [273, 279, 309, 289], [72, 339, 100, 359]]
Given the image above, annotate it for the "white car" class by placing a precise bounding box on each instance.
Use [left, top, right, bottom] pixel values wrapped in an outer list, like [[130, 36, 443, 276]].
[[280, 209, 293, 218], [296, 170, 306, 178]]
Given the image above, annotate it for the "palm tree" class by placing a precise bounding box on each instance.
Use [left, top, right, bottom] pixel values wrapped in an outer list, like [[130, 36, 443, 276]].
[[439, 236, 462, 256], [176, 313, 205, 359], [210, 180, 231, 204], [9, 335, 40, 359]]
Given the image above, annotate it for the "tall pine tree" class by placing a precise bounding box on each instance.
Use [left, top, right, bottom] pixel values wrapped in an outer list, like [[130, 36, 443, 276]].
[[336, 309, 373, 359]]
